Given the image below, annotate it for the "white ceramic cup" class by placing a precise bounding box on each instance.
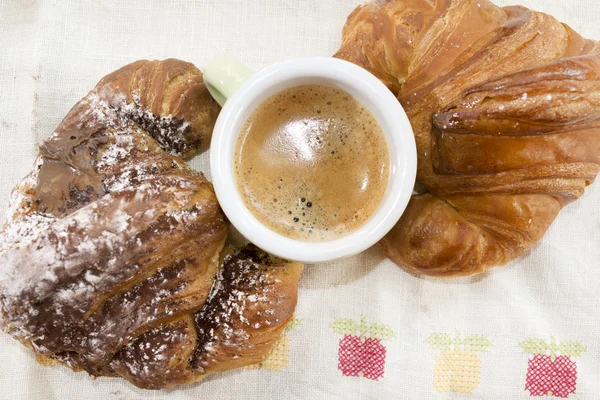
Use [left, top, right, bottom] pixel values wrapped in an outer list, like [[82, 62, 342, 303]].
[[204, 56, 416, 263]]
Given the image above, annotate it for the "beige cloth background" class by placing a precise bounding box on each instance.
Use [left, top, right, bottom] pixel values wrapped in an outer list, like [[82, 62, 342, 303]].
[[1, 1, 599, 399]]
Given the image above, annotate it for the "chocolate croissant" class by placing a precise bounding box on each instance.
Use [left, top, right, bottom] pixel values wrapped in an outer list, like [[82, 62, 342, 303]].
[[0, 59, 302, 389], [335, 0, 600, 276]]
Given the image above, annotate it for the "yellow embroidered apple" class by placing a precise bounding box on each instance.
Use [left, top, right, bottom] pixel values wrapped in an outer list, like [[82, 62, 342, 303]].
[[425, 331, 491, 393]]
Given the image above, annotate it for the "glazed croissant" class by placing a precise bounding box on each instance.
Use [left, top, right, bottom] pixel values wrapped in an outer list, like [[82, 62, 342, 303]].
[[0, 59, 302, 389], [336, 0, 600, 276]]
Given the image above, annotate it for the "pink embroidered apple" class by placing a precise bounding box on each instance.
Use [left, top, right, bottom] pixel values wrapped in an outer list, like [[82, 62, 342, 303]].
[[331, 317, 396, 381], [519, 337, 586, 398], [337, 335, 386, 380]]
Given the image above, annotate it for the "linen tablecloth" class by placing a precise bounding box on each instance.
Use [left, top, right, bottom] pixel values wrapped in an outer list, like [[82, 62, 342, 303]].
[[1, 1, 599, 399]]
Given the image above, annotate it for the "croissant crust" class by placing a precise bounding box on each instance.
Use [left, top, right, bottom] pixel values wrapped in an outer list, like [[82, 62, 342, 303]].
[[0, 59, 302, 389], [335, 0, 600, 276]]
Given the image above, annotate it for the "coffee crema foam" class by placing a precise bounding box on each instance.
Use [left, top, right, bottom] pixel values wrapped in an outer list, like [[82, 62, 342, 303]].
[[234, 85, 389, 241]]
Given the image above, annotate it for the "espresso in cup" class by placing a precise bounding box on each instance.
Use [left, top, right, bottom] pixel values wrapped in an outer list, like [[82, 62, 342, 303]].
[[234, 85, 389, 241]]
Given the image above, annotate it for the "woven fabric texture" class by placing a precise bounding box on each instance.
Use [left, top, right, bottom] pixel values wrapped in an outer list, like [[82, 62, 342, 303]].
[[0, 1, 599, 399]]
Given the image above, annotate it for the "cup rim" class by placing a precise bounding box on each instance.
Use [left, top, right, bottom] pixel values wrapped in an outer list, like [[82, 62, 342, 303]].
[[210, 57, 416, 263]]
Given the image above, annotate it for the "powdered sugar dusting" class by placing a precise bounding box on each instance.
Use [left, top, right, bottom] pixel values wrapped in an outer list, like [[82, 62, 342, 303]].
[[1, 193, 133, 300], [0, 60, 298, 389], [192, 246, 293, 370], [97, 135, 135, 169]]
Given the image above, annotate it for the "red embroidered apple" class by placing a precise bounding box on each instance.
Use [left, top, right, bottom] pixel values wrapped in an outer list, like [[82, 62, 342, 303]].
[[331, 317, 396, 381], [338, 335, 386, 380], [519, 337, 586, 398]]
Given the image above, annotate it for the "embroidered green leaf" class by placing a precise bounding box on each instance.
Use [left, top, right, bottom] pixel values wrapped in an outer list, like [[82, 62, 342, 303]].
[[331, 317, 396, 340], [519, 338, 549, 355], [519, 337, 587, 357], [426, 331, 491, 352], [366, 322, 397, 341], [463, 335, 492, 352], [558, 340, 587, 357], [425, 333, 452, 350], [285, 315, 302, 332], [331, 318, 358, 336]]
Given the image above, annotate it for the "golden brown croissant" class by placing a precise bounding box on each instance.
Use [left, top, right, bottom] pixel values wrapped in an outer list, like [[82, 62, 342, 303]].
[[335, 0, 600, 276], [0, 59, 302, 389]]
